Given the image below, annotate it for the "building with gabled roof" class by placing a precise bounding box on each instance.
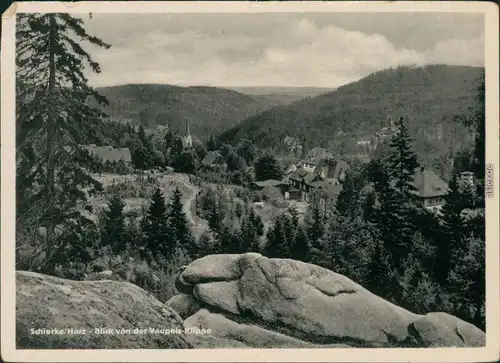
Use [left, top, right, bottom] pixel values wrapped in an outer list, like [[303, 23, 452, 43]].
[[201, 151, 224, 166], [405, 167, 449, 213], [288, 156, 349, 202]]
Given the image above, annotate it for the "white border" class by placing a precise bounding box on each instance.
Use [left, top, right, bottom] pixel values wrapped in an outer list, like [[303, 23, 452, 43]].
[[1, 2, 499, 362]]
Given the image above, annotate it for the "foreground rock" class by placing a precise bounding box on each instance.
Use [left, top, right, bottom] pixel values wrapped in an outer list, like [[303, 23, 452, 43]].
[[409, 312, 486, 347], [169, 253, 486, 348], [16, 271, 192, 349]]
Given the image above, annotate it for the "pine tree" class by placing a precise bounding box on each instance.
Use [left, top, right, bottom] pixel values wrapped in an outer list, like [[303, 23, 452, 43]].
[[168, 187, 195, 256], [362, 189, 377, 222], [447, 234, 485, 330], [138, 125, 147, 144], [305, 196, 325, 249], [219, 224, 240, 254], [16, 14, 109, 245], [248, 208, 264, 236], [207, 134, 218, 151], [291, 226, 309, 262], [264, 214, 291, 258], [195, 229, 219, 258], [101, 194, 127, 253], [387, 116, 419, 195], [435, 173, 466, 283], [470, 75, 485, 181], [142, 187, 174, 260], [289, 206, 300, 228], [239, 214, 260, 253], [336, 169, 364, 218], [318, 216, 375, 286], [206, 199, 224, 237]]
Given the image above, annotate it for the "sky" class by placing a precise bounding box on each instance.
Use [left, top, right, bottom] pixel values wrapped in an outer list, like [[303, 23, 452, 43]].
[[79, 12, 484, 88]]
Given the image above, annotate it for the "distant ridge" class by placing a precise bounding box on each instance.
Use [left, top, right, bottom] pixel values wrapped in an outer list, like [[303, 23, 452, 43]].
[[227, 86, 335, 104], [219, 64, 484, 170], [95, 83, 286, 137]]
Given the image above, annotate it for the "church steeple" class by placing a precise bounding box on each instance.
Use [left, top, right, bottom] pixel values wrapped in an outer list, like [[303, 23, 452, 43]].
[[182, 118, 193, 148], [185, 118, 191, 137]]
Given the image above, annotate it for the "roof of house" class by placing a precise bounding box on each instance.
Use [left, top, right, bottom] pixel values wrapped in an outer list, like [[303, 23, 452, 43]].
[[261, 185, 283, 200], [279, 155, 301, 165], [304, 147, 332, 165], [83, 145, 132, 163], [289, 168, 316, 184], [356, 135, 374, 143], [314, 158, 349, 180], [252, 179, 283, 188], [409, 168, 449, 198], [283, 136, 301, 147], [310, 180, 343, 197], [202, 151, 224, 166]]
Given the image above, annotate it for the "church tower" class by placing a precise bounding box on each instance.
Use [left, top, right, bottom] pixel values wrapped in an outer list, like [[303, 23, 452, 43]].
[[182, 119, 193, 148]]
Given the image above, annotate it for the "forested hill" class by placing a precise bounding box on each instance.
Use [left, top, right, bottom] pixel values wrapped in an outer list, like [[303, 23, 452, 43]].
[[228, 86, 334, 104], [218, 65, 484, 152], [95, 84, 286, 137]]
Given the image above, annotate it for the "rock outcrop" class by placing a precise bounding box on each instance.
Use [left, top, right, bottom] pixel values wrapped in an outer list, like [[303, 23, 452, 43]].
[[16, 271, 192, 349], [168, 253, 486, 348], [16, 253, 486, 349]]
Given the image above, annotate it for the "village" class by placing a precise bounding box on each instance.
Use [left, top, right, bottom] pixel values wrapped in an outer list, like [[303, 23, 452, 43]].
[[80, 115, 478, 232]]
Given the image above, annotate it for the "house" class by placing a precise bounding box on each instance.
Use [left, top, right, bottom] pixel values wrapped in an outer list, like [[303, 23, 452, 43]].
[[261, 185, 285, 202], [82, 144, 132, 165], [201, 151, 226, 170], [313, 158, 349, 184], [283, 186, 302, 201], [310, 179, 343, 206], [302, 147, 333, 171], [374, 117, 399, 145], [459, 171, 475, 189], [249, 179, 283, 191], [355, 135, 375, 155], [408, 167, 449, 213], [288, 157, 349, 202], [279, 156, 301, 183], [283, 136, 303, 157]]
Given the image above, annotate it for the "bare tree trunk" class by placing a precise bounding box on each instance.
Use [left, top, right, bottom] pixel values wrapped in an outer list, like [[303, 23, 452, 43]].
[[46, 14, 57, 241]]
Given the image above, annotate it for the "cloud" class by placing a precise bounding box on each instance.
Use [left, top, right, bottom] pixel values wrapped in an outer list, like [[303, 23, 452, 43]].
[[81, 14, 484, 88], [422, 35, 484, 66]]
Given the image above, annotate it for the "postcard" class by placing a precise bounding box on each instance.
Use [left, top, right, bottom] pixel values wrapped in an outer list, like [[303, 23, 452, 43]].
[[1, 1, 499, 362]]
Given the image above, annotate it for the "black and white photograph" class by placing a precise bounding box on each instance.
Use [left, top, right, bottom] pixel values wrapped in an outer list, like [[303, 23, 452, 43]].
[[1, 1, 499, 362]]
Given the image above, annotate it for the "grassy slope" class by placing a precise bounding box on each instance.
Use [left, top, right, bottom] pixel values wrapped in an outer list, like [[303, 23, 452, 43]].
[[95, 84, 286, 138]]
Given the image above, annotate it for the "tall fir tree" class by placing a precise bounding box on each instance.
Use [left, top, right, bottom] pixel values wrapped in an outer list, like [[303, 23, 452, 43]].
[[335, 169, 364, 218], [168, 187, 195, 257], [264, 214, 291, 258], [101, 194, 127, 254], [248, 208, 264, 237], [142, 187, 174, 259], [138, 125, 147, 144], [305, 195, 325, 249], [16, 14, 110, 247], [470, 75, 485, 181], [435, 173, 466, 283], [239, 213, 260, 253], [290, 226, 309, 262], [206, 134, 218, 151], [387, 116, 419, 195]]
